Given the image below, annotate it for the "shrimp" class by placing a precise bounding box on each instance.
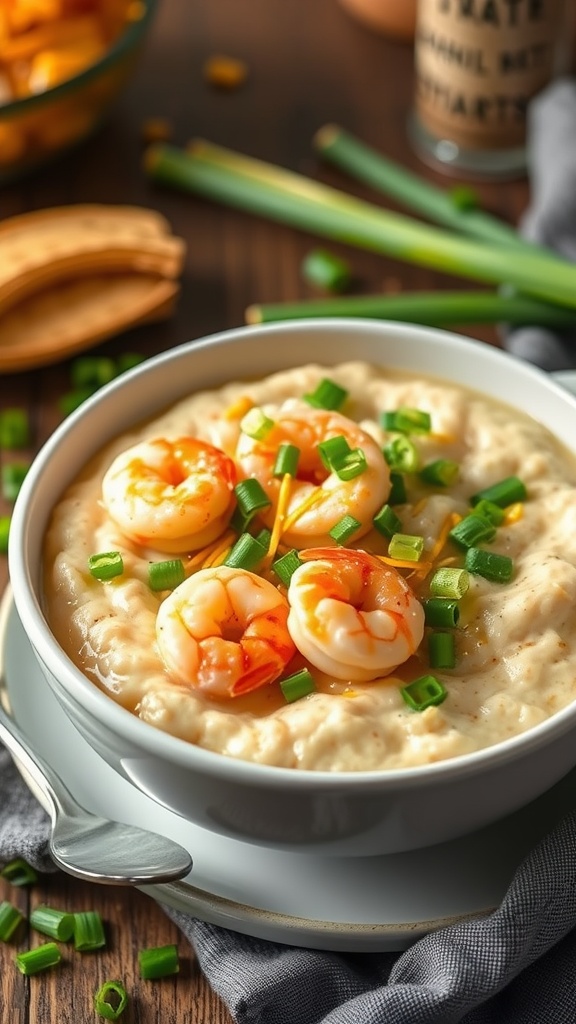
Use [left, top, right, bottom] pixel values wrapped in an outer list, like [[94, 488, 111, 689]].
[[235, 402, 390, 548], [287, 548, 425, 681], [101, 437, 237, 553], [155, 565, 296, 698]]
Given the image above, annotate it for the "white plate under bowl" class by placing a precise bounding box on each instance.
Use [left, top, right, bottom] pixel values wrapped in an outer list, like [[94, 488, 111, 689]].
[[3, 588, 576, 953]]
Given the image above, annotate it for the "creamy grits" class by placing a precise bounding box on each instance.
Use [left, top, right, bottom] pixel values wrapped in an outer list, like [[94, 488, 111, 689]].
[[43, 361, 576, 771]]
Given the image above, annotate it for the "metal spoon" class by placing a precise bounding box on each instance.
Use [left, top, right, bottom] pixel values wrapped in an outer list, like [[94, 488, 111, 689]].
[[0, 700, 193, 885]]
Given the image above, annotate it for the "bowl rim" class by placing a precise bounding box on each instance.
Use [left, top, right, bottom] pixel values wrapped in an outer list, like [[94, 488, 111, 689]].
[[0, 0, 158, 118], [10, 317, 576, 789]]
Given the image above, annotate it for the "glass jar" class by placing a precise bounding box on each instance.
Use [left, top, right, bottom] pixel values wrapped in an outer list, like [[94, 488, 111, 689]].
[[409, 0, 575, 179]]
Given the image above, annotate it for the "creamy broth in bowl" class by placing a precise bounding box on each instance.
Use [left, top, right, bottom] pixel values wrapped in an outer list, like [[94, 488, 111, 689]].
[[43, 360, 576, 773]]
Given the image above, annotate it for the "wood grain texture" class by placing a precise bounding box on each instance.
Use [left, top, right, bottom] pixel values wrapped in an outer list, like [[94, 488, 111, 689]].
[[0, 0, 534, 1018]]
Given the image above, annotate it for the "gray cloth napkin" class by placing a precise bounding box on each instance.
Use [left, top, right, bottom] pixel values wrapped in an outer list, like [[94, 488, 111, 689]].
[[3, 745, 576, 1024], [504, 78, 576, 370]]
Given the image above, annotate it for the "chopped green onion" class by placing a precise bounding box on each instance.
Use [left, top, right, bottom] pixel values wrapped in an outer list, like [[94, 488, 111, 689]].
[[471, 475, 527, 508], [428, 631, 456, 670], [71, 356, 117, 390], [373, 503, 402, 538], [303, 377, 348, 410], [272, 548, 302, 587], [138, 943, 179, 979], [73, 911, 106, 951], [429, 567, 470, 599], [224, 532, 267, 570], [254, 527, 272, 549], [0, 516, 10, 553], [464, 547, 514, 583], [422, 597, 460, 628], [388, 472, 407, 505], [401, 675, 448, 711], [1, 461, 29, 501], [94, 980, 129, 1021], [231, 478, 272, 531], [88, 551, 124, 582], [0, 408, 29, 449], [381, 406, 431, 434], [15, 942, 62, 975], [329, 514, 362, 544], [388, 533, 424, 562], [301, 248, 352, 292], [280, 668, 316, 702], [383, 435, 420, 473], [0, 901, 24, 942], [240, 406, 275, 440], [1, 858, 38, 886], [30, 906, 75, 941], [318, 434, 351, 468], [319, 436, 367, 480], [449, 514, 496, 550], [273, 443, 300, 477], [148, 559, 186, 592], [419, 459, 459, 487], [58, 386, 98, 416], [471, 498, 505, 526]]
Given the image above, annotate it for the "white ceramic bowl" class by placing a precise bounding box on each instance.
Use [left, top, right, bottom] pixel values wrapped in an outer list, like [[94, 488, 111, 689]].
[[9, 319, 576, 856]]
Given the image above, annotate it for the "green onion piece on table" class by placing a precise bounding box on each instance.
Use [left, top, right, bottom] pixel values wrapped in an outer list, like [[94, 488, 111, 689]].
[[464, 547, 514, 583], [148, 559, 186, 592], [71, 356, 117, 390], [373, 503, 402, 539], [422, 597, 460, 628], [381, 407, 431, 434], [0, 901, 24, 942], [272, 548, 302, 587], [139, 943, 179, 979], [273, 442, 300, 477], [0, 408, 30, 449], [0, 516, 9, 554], [471, 475, 527, 508], [1, 462, 29, 501], [301, 248, 352, 292], [15, 942, 62, 975], [224, 532, 267, 570], [73, 911, 106, 951], [429, 567, 470, 599], [94, 979, 129, 1021], [1, 857, 38, 886], [388, 533, 424, 562], [401, 675, 448, 712], [329, 514, 362, 544], [116, 352, 145, 374], [419, 459, 459, 487], [30, 906, 75, 941], [88, 551, 124, 582], [280, 668, 316, 702], [240, 406, 275, 440], [428, 631, 456, 670], [449, 514, 496, 550], [303, 377, 348, 410], [383, 436, 420, 473]]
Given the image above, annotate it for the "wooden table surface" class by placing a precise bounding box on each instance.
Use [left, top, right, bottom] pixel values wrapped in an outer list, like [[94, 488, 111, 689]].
[[0, 0, 534, 1020]]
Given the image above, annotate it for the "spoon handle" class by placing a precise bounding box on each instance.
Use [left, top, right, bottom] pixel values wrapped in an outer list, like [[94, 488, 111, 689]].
[[0, 700, 81, 822]]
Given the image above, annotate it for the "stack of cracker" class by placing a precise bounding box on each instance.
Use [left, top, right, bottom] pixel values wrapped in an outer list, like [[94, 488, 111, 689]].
[[0, 204, 186, 372]]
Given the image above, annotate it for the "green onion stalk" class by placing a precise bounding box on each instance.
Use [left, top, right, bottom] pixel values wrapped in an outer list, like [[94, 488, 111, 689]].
[[145, 140, 576, 312]]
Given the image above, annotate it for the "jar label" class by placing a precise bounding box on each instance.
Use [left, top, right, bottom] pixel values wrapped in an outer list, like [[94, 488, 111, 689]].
[[414, 0, 568, 150]]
